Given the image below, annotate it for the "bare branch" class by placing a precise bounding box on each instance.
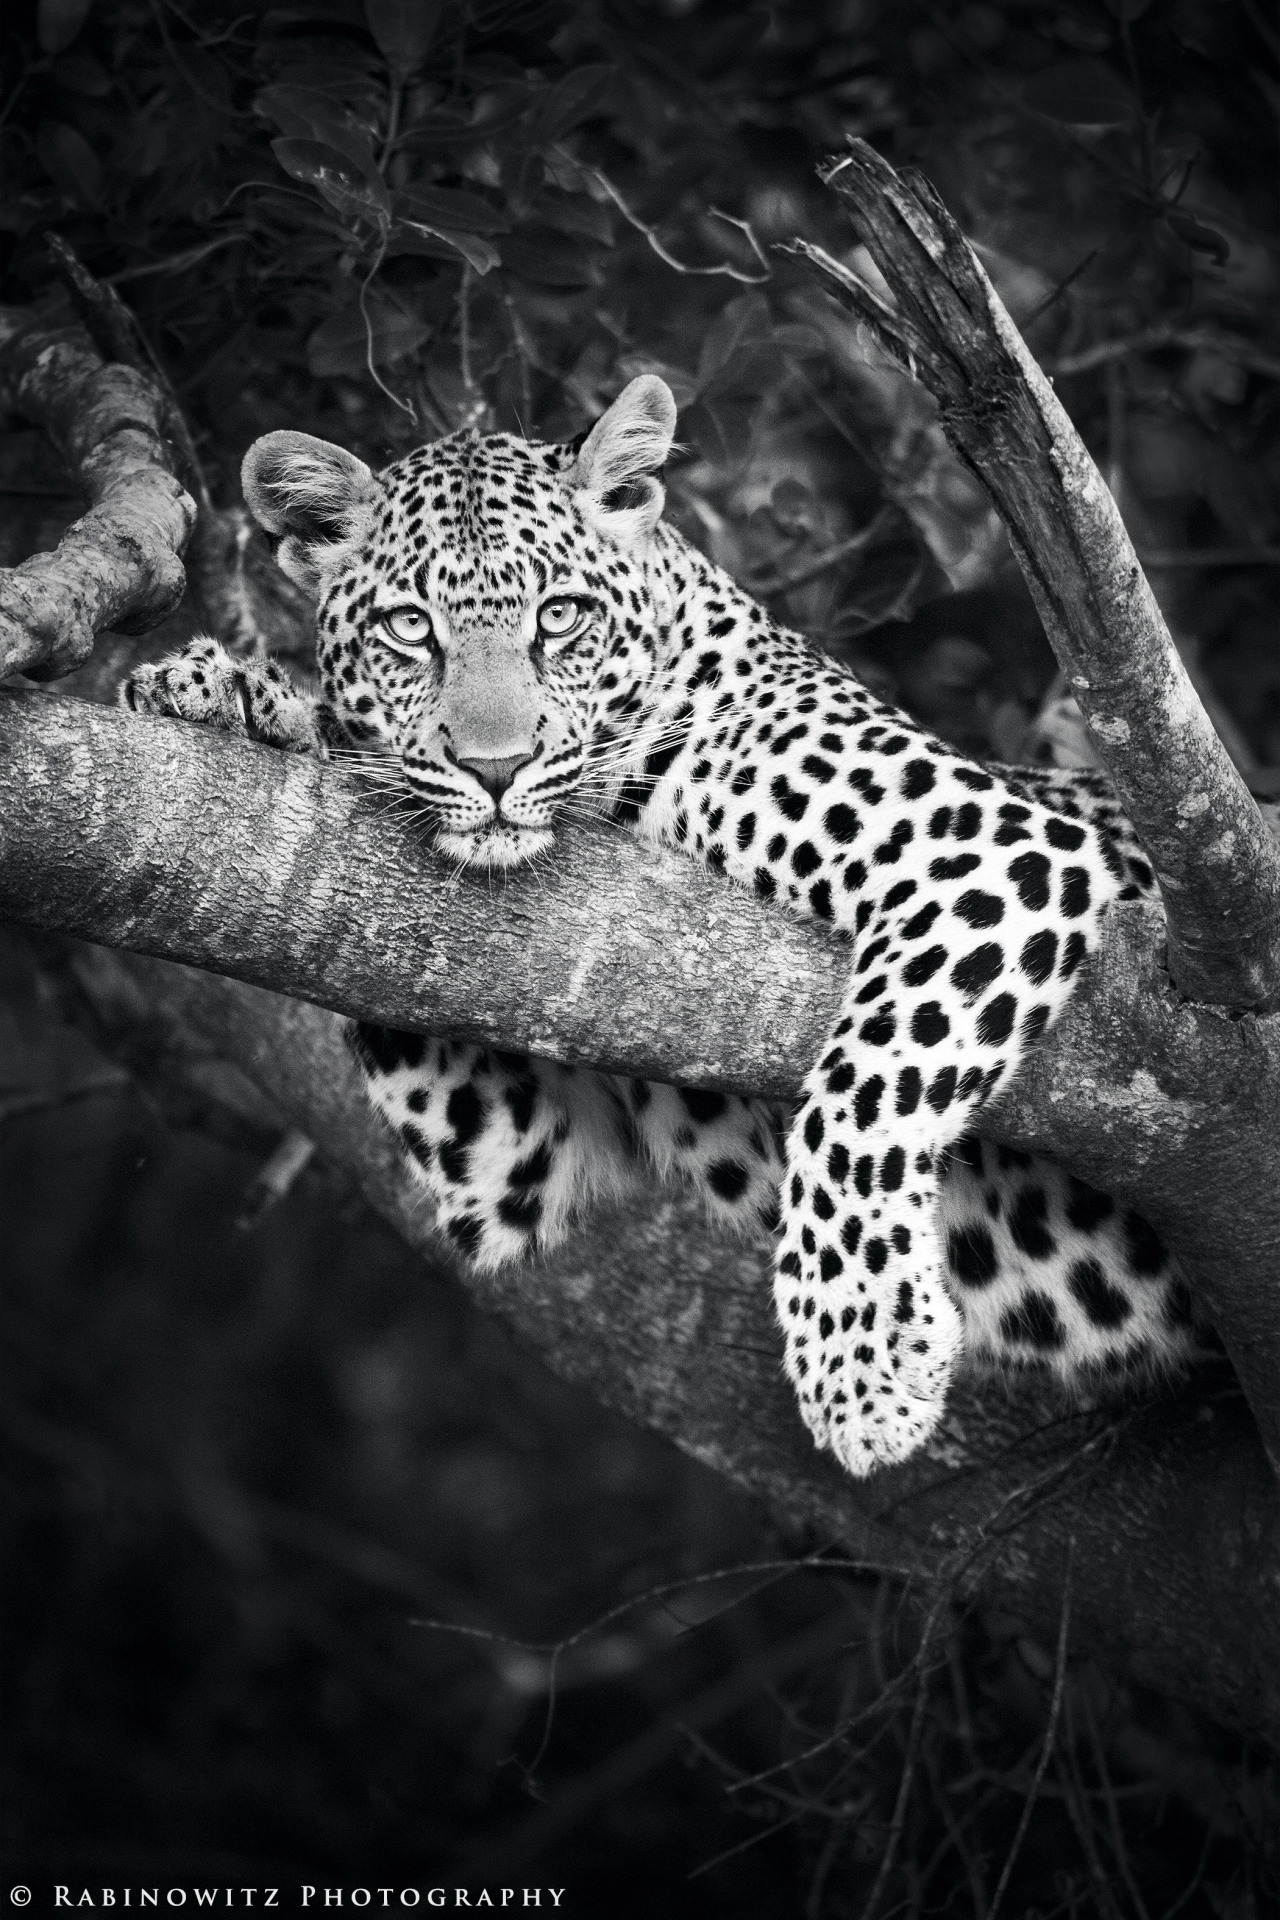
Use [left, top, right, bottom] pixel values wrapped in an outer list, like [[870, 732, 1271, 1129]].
[[802, 140, 1280, 1015], [1044, 327, 1280, 382], [0, 306, 196, 680], [589, 169, 771, 284]]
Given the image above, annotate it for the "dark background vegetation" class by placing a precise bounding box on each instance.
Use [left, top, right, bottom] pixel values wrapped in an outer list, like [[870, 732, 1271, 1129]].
[[1, 0, 1277, 1911]]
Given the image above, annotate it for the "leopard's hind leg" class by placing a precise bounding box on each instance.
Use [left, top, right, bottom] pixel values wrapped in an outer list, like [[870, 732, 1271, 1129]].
[[937, 1138, 1198, 1378], [351, 1029, 654, 1268]]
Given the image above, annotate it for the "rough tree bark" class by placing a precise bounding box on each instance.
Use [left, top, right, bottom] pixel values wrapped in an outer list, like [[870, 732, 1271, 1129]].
[[25, 931, 1275, 1750], [799, 144, 1280, 1018], [0, 301, 194, 680], [2, 153, 1278, 1743], [2, 691, 1278, 1488]]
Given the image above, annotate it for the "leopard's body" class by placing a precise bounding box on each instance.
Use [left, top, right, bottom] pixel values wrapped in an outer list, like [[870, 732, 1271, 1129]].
[[126, 377, 1195, 1476]]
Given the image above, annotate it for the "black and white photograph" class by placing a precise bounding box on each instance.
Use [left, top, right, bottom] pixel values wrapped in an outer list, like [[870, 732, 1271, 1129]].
[[1, 0, 1277, 1912]]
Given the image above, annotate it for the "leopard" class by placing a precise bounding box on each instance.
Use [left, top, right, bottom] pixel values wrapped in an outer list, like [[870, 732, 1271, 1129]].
[[124, 374, 1197, 1477]]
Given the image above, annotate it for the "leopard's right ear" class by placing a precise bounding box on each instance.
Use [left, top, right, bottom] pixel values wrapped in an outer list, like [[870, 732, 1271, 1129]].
[[568, 375, 678, 548], [241, 431, 378, 593]]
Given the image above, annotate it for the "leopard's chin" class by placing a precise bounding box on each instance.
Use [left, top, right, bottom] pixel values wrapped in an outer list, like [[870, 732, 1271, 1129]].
[[435, 825, 554, 870]]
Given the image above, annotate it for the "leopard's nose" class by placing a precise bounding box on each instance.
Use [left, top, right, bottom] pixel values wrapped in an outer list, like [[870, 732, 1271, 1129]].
[[458, 751, 534, 800]]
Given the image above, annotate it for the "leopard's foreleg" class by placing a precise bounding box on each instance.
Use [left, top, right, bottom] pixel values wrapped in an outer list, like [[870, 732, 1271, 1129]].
[[122, 636, 324, 757]]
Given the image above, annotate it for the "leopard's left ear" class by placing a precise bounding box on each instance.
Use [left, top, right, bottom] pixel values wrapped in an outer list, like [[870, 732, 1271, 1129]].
[[242, 430, 378, 594], [568, 375, 677, 547]]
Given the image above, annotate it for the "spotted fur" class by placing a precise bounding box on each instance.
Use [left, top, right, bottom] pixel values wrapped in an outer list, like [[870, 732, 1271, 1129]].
[[125, 377, 1195, 1475]]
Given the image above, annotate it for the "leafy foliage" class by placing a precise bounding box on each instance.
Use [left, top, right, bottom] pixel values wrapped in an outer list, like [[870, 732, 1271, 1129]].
[[3, 0, 1276, 763]]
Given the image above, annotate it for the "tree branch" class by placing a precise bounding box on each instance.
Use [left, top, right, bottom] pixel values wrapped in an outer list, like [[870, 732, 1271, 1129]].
[[0, 305, 196, 680], [2, 691, 1278, 1480], [797, 141, 1280, 1015], [40, 932, 1279, 1747]]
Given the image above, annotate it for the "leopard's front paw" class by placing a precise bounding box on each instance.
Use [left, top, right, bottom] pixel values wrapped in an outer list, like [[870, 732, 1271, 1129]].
[[803, 1376, 947, 1478], [776, 1237, 965, 1477], [122, 637, 322, 756]]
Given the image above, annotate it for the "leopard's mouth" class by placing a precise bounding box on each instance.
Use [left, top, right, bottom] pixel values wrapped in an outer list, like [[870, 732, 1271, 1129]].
[[435, 823, 555, 871]]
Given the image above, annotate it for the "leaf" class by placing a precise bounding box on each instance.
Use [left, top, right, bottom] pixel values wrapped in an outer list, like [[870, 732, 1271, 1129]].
[[1021, 59, 1138, 127], [36, 120, 102, 206], [256, 86, 383, 180], [527, 64, 615, 148], [469, 0, 572, 43], [37, 0, 93, 54], [499, 227, 599, 286], [364, 0, 445, 77], [772, 322, 826, 358], [1164, 209, 1231, 265], [256, 54, 385, 99], [394, 184, 509, 233], [271, 138, 391, 224], [394, 221, 501, 274], [398, 84, 532, 149], [696, 291, 774, 390], [682, 392, 757, 467], [532, 189, 614, 244], [306, 301, 430, 378], [51, 49, 112, 97]]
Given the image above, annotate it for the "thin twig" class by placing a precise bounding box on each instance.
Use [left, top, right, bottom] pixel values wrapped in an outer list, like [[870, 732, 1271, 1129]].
[[1157, 1819, 1217, 1920], [687, 1804, 808, 1879], [1046, 327, 1280, 381], [986, 1543, 1074, 1920], [1057, 1693, 1126, 1920], [359, 230, 417, 424], [750, 506, 899, 596], [1081, 1685, 1151, 1920], [45, 232, 211, 510], [856, 1612, 939, 1920], [917, 1744, 991, 1918], [807, 1815, 850, 1919], [107, 236, 248, 285], [591, 170, 770, 284], [1019, 246, 1104, 331], [1135, 546, 1280, 567], [236, 1127, 315, 1230]]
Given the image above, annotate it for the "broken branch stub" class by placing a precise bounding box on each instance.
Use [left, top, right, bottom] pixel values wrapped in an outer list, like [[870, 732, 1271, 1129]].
[[0, 306, 196, 680], [802, 141, 1280, 1015]]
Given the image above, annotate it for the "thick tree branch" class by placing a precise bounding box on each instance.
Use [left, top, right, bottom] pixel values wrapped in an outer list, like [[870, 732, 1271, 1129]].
[[0, 306, 196, 680], [798, 141, 1280, 1014], [2, 691, 1278, 1479], [40, 934, 1280, 1747]]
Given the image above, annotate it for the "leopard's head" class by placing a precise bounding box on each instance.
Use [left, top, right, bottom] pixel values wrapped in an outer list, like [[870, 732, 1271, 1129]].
[[242, 376, 677, 868]]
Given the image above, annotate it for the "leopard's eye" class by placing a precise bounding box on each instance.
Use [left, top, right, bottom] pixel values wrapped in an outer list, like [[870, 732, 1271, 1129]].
[[381, 606, 435, 654], [537, 597, 586, 641]]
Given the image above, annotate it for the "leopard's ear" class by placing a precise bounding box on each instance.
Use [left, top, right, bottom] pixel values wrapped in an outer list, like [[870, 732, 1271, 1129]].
[[241, 430, 378, 593], [568, 375, 677, 547]]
